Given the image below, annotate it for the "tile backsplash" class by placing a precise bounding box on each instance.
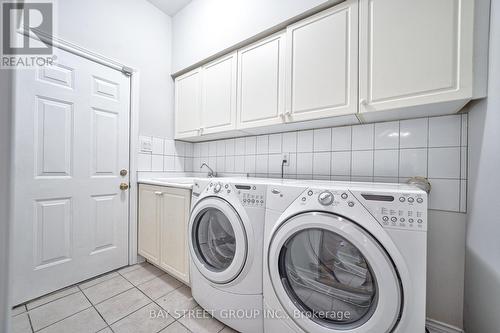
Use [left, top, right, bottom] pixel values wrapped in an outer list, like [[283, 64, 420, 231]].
[[138, 114, 468, 213]]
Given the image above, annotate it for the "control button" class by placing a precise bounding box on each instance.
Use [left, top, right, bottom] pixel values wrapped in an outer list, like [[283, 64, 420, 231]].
[[225, 184, 229, 189], [408, 197, 415, 203], [348, 201, 355, 207], [341, 193, 348, 199], [301, 197, 306, 202], [210, 183, 213, 187], [227, 190, 231, 194], [260, 200, 264, 203], [399, 197, 406, 202], [251, 199, 255, 203], [252, 186, 256, 190], [213, 183, 222, 193], [417, 219, 423, 224], [417, 198, 423, 203], [382, 216, 389, 222], [391, 217, 397, 222], [318, 191, 334, 206], [243, 199, 247, 203], [408, 218, 414, 223], [308, 190, 313, 196], [400, 218, 405, 222]]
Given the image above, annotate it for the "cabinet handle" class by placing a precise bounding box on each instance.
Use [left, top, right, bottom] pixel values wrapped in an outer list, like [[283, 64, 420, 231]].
[[154, 191, 163, 196], [360, 99, 367, 106]]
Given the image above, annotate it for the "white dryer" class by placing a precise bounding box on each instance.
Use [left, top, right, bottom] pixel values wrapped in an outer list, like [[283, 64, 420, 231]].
[[263, 181, 428, 333], [189, 178, 267, 333]]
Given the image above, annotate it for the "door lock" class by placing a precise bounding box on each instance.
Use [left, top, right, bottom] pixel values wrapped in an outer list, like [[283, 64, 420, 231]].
[[120, 183, 129, 191], [120, 169, 128, 176]]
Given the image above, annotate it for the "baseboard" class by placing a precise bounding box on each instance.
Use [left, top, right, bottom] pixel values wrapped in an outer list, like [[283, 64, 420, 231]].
[[426, 318, 464, 333]]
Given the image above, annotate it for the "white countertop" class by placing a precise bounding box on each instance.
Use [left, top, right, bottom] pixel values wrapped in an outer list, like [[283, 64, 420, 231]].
[[138, 177, 197, 189]]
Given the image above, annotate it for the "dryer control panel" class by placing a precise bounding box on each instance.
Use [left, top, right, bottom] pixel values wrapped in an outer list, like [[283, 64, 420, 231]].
[[354, 191, 428, 231]]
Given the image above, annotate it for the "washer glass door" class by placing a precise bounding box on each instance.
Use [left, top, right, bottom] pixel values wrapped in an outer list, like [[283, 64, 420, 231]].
[[194, 208, 236, 272]]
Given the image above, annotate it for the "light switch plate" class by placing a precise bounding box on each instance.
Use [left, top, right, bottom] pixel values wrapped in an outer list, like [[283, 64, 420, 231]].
[[140, 137, 152, 152]]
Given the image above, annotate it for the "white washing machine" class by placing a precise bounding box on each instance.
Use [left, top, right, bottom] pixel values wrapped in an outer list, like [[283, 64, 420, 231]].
[[189, 178, 268, 333], [263, 181, 428, 333]]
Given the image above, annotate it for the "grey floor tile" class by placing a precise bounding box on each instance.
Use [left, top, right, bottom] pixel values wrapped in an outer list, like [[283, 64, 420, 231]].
[[82, 275, 133, 305], [11, 305, 27, 316], [11, 313, 32, 333], [27, 286, 80, 310], [37, 307, 107, 333], [159, 321, 190, 333], [79, 271, 120, 290], [137, 274, 183, 300], [178, 307, 224, 333], [111, 303, 174, 333], [117, 262, 146, 275], [29, 292, 91, 331], [97, 328, 113, 333], [95, 288, 150, 325], [156, 286, 197, 319], [120, 263, 164, 286]]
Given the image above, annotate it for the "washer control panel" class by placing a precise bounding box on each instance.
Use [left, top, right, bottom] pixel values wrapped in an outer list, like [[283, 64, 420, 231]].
[[297, 188, 354, 208], [204, 181, 266, 208]]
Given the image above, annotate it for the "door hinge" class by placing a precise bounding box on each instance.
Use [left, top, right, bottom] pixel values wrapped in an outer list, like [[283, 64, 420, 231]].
[[122, 66, 133, 76]]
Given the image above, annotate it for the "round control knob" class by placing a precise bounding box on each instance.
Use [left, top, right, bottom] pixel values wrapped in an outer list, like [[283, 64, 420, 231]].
[[408, 197, 415, 203], [341, 193, 348, 199], [417, 198, 423, 203], [213, 183, 222, 193], [318, 191, 334, 206]]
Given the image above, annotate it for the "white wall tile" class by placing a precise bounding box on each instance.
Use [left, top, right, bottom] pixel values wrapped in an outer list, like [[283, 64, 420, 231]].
[[351, 151, 373, 177], [400, 118, 428, 148], [256, 135, 269, 154], [297, 130, 314, 152], [332, 175, 350, 181], [374, 177, 399, 183], [269, 134, 282, 153], [399, 148, 427, 178], [268, 154, 282, 174], [152, 137, 164, 155], [461, 114, 468, 146], [352, 124, 374, 150], [351, 176, 373, 182], [461, 147, 467, 179], [200, 142, 209, 157], [138, 153, 152, 171], [460, 180, 467, 213], [163, 156, 174, 171], [256, 154, 268, 174], [234, 155, 245, 173], [313, 128, 332, 152], [193, 143, 201, 158], [213, 140, 223, 156], [296, 152, 313, 174], [184, 158, 193, 172], [244, 155, 256, 173], [225, 139, 235, 156], [175, 141, 186, 157], [374, 150, 399, 177], [331, 151, 351, 176], [234, 138, 245, 155], [282, 132, 297, 153], [184, 143, 194, 157], [245, 136, 257, 155], [175, 156, 184, 171], [332, 126, 351, 151], [225, 156, 235, 173], [313, 152, 331, 175], [428, 147, 461, 179], [284, 153, 297, 175], [164, 139, 176, 156], [217, 156, 225, 172], [151, 155, 163, 171], [428, 179, 460, 211], [208, 156, 217, 170], [209, 141, 217, 156], [375, 122, 399, 149], [429, 115, 461, 147]]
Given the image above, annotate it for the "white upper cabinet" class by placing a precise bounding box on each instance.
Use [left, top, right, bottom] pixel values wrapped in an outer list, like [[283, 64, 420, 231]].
[[285, 0, 358, 122], [201, 52, 238, 134], [175, 68, 201, 139], [359, 0, 482, 119], [237, 32, 286, 129]]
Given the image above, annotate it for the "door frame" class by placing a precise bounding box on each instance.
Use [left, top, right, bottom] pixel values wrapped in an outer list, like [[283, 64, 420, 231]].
[[16, 28, 141, 266]]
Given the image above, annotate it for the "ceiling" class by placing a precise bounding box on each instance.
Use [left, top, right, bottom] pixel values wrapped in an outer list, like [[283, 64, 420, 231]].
[[147, 0, 193, 16]]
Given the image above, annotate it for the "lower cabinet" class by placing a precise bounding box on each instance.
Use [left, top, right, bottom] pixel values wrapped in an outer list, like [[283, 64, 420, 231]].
[[138, 184, 191, 285]]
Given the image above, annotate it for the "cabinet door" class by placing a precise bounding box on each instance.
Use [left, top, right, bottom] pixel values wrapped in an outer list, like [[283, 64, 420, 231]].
[[359, 0, 474, 114], [201, 52, 237, 135], [285, 0, 358, 122], [159, 187, 191, 284], [138, 185, 161, 265], [237, 32, 286, 129], [175, 68, 201, 139]]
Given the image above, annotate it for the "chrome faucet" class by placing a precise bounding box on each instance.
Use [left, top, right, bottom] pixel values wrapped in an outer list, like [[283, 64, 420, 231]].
[[200, 163, 217, 177]]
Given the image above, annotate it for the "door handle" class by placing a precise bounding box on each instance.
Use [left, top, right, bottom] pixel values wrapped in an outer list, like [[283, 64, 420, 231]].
[[120, 183, 129, 191], [120, 169, 128, 176]]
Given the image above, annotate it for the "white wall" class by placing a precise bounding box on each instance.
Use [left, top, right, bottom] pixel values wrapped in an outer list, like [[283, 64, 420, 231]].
[[464, 0, 500, 331], [0, 69, 13, 332], [171, 0, 335, 72], [51, 0, 174, 138]]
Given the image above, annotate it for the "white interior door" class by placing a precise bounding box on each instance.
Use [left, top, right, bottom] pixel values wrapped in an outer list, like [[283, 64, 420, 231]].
[[12, 47, 131, 305]]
